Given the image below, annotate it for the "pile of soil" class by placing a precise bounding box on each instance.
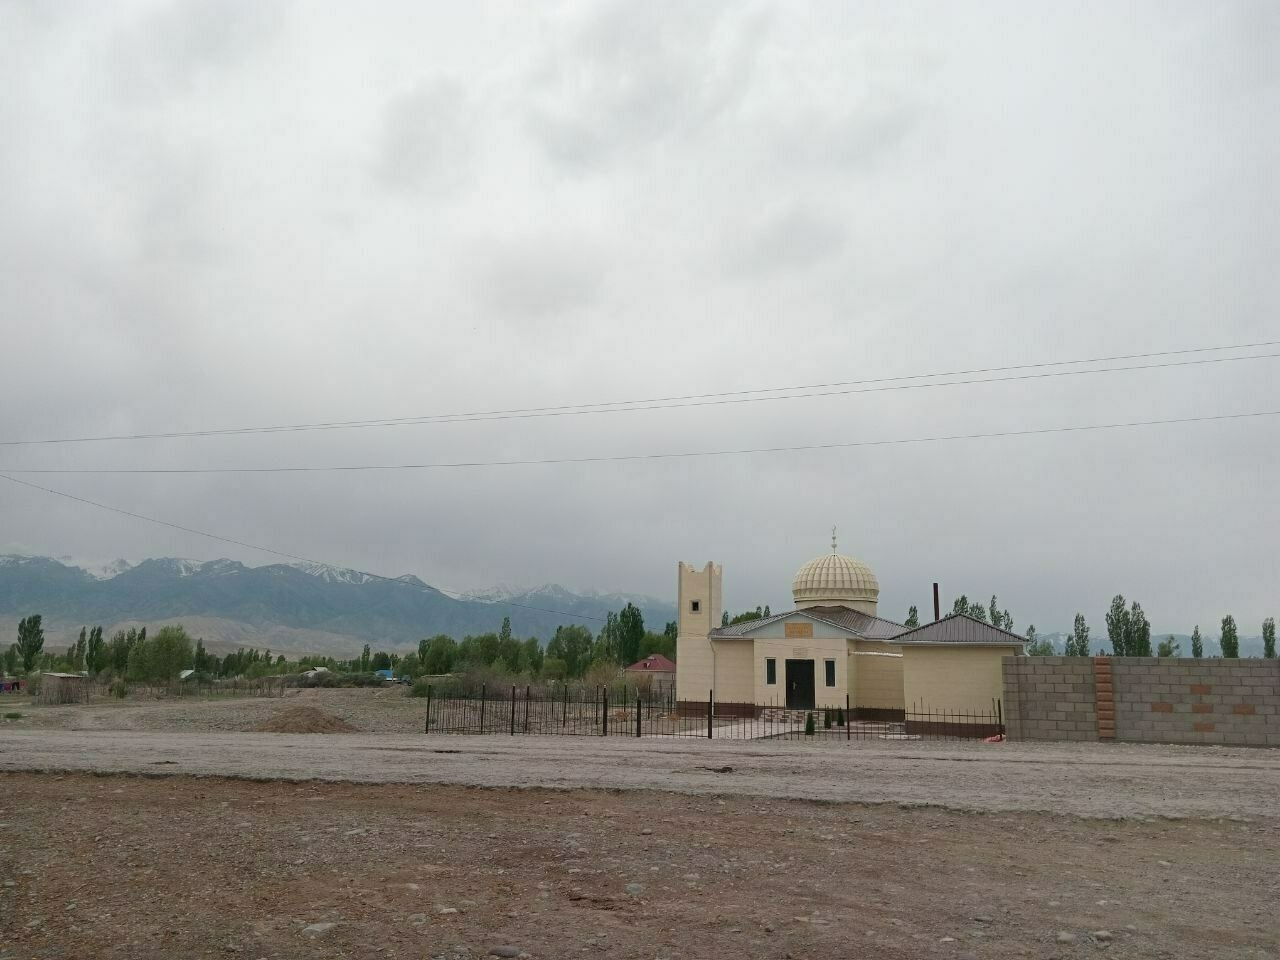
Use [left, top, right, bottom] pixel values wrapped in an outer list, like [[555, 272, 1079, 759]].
[[251, 706, 360, 734]]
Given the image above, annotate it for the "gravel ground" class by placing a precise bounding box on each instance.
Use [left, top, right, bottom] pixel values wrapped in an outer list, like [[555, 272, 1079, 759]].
[[3, 727, 1280, 821], [1, 773, 1276, 960]]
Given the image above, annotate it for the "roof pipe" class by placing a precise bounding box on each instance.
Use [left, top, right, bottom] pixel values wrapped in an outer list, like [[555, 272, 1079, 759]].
[[932, 582, 940, 622]]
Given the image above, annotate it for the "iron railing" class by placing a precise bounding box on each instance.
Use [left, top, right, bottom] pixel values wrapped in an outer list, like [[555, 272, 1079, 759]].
[[423, 685, 1003, 741]]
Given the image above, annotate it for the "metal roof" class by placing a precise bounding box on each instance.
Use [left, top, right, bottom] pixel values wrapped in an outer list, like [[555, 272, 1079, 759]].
[[889, 613, 1027, 646], [710, 606, 906, 641]]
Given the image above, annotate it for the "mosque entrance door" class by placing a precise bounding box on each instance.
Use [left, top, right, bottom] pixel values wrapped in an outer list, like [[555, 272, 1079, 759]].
[[784, 659, 815, 710]]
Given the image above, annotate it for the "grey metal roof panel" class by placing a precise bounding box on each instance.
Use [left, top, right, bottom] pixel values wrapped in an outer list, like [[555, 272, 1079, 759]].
[[889, 613, 1027, 646], [708, 606, 906, 640]]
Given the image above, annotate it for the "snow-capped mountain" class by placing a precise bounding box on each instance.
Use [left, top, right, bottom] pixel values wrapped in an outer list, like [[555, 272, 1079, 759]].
[[0, 554, 678, 655]]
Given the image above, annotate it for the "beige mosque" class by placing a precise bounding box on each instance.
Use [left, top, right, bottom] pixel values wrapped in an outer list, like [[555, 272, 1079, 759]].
[[675, 538, 1024, 719]]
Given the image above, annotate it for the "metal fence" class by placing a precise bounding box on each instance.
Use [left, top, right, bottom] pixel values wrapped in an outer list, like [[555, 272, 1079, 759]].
[[422, 684, 1003, 741]]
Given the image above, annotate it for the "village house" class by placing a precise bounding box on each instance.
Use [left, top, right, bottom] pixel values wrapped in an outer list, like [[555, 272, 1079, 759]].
[[675, 540, 1024, 720]]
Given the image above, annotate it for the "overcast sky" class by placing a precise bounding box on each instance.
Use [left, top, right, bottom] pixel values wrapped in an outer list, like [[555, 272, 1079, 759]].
[[1, 0, 1277, 636]]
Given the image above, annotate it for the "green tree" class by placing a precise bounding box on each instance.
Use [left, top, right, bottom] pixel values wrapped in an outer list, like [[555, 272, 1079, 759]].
[[3, 644, 17, 676], [904, 606, 919, 628], [1220, 615, 1239, 658], [546, 624, 594, 678], [541, 656, 568, 680], [421, 635, 457, 674], [72, 627, 87, 672], [1156, 635, 1180, 657], [595, 612, 621, 663], [16, 615, 44, 672], [1025, 624, 1054, 656], [663, 621, 677, 642], [617, 603, 645, 666], [952, 595, 971, 616], [1106, 595, 1130, 656], [521, 637, 544, 676], [130, 625, 194, 682], [370, 651, 392, 670], [1263, 618, 1276, 659], [1066, 613, 1091, 657], [1190, 625, 1203, 658], [498, 617, 513, 646], [360, 644, 371, 672], [1128, 602, 1152, 657], [85, 626, 104, 674]]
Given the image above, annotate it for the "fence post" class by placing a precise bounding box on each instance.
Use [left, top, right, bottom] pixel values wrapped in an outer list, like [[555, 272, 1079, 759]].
[[525, 685, 531, 733], [707, 689, 713, 739], [846, 693, 850, 741], [480, 684, 487, 734], [995, 698, 1003, 737], [636, 696, 642, 738], [563, 685, 568, 728], [602, 686, 609, 736], [424, 684, 433, 733], [510, 686, 516, 736]]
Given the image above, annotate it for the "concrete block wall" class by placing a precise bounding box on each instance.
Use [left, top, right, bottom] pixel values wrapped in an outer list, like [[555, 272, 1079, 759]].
[[1111, 658, 1280, 747], [1001, 657, 1098, 742], [1003, 656, 1280, 746]]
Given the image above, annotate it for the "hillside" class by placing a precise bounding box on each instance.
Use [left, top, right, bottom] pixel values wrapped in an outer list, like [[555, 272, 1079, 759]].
[[0, 555, 676, 658]]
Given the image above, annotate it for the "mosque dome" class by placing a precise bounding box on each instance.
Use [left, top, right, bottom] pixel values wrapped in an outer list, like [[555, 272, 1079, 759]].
[[792, 551, 880, 611]]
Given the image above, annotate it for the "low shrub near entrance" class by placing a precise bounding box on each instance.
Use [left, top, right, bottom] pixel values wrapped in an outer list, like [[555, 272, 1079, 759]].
[[804, 712, 815, 736]]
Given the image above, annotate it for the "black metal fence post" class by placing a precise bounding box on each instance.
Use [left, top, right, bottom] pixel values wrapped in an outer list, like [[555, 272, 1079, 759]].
[[707, 689, 713, 739], [424, 684, 433, 733], [563, 685, 568, 728], [996, 698, 1004, 737], [479, 683, 486, 733], [602, 686, 609, 736], [636, 696, 642, 737], [846, 693, 850, 741], [525, 685, 531, 733], [510, 686, 516, 735]]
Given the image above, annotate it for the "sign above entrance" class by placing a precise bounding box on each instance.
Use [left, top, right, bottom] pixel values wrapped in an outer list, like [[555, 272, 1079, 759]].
[[784, 621, 814, 639]]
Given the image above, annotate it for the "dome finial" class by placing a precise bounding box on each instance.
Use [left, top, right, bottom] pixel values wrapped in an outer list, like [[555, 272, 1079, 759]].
[[831, 525, 838, 552]]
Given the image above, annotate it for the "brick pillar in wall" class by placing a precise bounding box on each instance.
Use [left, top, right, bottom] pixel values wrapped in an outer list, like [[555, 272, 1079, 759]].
[[1093, 657, 1115, 740]]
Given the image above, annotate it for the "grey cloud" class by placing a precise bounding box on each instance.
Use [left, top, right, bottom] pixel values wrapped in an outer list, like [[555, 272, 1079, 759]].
[[374, 79, 474, 193], [110, 0, 286, 99], [524, 1, 768, 170], [1, 2, 1277, 636], [724, 206, 848, 277]]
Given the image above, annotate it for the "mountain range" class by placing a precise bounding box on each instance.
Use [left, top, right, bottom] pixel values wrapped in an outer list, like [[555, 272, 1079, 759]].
[[0, 555, 676, 658]]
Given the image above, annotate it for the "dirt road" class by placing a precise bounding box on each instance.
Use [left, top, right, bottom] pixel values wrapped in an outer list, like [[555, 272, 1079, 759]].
[[3, 729, 1280, 820], [2, 772, 1277, 960]]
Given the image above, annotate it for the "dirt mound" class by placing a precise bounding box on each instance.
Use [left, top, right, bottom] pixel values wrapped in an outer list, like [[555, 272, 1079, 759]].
[[252, 706, 360, 734]]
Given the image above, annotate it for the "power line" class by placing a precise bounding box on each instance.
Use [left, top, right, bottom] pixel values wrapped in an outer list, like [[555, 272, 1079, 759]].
[[3, 339, 1278, 447], [0, 473, 605, 624], [4, 408, 1278, 474]]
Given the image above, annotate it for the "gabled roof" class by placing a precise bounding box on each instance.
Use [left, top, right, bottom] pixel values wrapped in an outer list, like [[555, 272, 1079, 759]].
[[710, 606, 906, 641], [801, 606, 909, 641], [626, 654, 676, 672], [889, 612, 1027, 647]]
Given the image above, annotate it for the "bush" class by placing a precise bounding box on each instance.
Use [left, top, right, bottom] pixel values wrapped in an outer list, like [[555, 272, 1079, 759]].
[[836, 708, 846, 726], [823, 710, 832, 729], [109, 679, 129, 699], [3, 712, 21, 720], [804, 712, 815, 736], [409, 679, 433, 698]]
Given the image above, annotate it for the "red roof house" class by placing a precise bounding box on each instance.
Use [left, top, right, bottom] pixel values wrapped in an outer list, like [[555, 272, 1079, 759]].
[[625, 654, 676, 675]]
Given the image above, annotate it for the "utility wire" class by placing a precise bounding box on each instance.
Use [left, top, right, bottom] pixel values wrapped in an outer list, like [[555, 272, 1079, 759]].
[[4, 409, 1278, 474], [0, 473, 606, 624], [2, 339, 1278, 447]]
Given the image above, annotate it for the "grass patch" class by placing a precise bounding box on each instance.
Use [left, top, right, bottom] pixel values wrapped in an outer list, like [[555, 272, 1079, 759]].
[[3, 712, 22, 720]]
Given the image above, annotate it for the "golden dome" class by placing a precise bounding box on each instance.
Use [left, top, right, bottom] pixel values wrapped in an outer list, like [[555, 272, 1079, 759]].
[[792, 552, 879, 610]]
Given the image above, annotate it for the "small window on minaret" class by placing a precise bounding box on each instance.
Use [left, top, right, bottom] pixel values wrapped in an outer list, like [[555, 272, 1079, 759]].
[[691, 600, 700, 613]]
